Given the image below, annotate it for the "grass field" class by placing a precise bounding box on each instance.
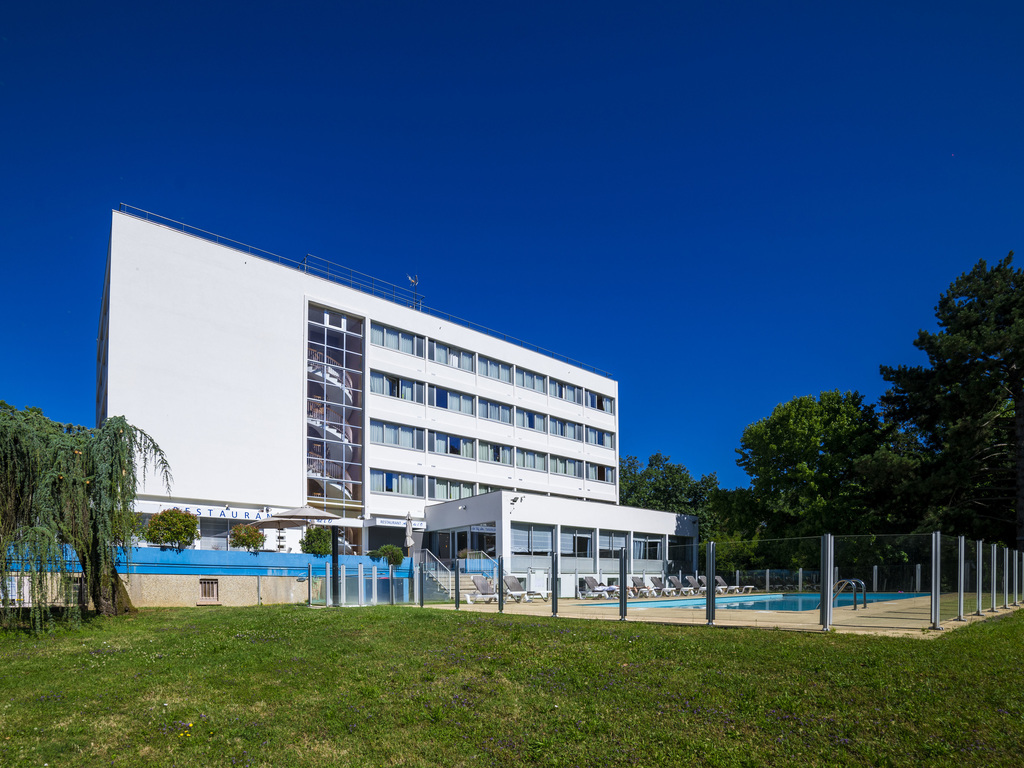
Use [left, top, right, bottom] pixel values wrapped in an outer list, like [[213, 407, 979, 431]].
[[1, 605, 1022, 767]]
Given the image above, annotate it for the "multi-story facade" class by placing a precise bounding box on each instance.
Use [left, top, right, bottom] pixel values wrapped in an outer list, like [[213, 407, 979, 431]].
[[97, 207, 678, 566]]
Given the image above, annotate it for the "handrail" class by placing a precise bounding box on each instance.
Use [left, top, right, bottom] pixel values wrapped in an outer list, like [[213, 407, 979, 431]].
[[117, 204, 613, 379], [422, 550, 455, 598], [834, 578, 868, 610]]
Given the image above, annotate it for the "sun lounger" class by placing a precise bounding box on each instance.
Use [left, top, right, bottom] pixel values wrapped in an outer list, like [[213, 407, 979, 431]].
[[699, 575, 726, 595], [668, 576, 695, 596], [466, 575, 499, 604], [715, 575, 755, 594], [649, 576, 676, 596], [685, 575, 706, 595], [582, 576, 618, 599], [503, 574, 531, 602], [630, 576, 657, 598]]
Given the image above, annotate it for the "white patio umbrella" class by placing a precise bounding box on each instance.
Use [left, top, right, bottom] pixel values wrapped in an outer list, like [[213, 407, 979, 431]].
[[251, 505, 346, 529], [404, 515, 415, 549]]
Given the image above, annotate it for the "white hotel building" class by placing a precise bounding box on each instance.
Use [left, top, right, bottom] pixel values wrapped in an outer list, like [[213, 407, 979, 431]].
[[98, 207, 697, 588]]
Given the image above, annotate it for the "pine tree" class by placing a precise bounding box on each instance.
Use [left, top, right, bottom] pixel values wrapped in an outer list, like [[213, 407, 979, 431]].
[[881, 253, 1023, 546]]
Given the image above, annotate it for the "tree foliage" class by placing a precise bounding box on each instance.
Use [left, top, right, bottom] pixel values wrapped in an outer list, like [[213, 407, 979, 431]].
[[0, 403, 171, 628], [619, 453, 720, 534], [368, 543, 405, 567], [734, 390, 888, 538], [144, 508, 198, 551], [229, 523, 266, 554], [881, 252, 1023, 546], [299, 526, 332, 556]]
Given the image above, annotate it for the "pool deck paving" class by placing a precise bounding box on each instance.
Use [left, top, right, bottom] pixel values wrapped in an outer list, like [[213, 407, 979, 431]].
[[430, 592, 1022, 638]]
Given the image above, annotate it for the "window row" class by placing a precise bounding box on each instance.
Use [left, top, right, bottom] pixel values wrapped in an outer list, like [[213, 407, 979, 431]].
[[369, 374, 614, 447], [366, 470, 516, 501], [510, 524, 665, 560], [369, 322, 613, 411]]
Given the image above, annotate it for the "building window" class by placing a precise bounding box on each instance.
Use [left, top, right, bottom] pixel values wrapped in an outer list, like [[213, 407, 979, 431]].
[[549, 378, 582, 404], [370, 469, 425, 497], [370, 420, 424, 450], [515, 408, 546, 433], [370, 322, 425, 357], [370, 371, 425, 403], [429, 431, 475, 459], [515, 368, 546, 393], [479, 441, 513, 465], [598, 531, 628, 558], [199, 579, 219, 603], [550, 417, 583, 441], [586, 391, 615, 413], [550, 455, 583, 478], [429, 385, 475, 415], [429, 340, 474, 372], [586, 427, 615, 448], [516, 448, 547, 472], [478, 484, 511, 495], [511, 523, 553, 555], [429, 477, 476, 500], [479, 356, 511, 383], [633, 534, 663, 561], [479, 399, 512, 424], [560, 527, 593, 558], [586, 463, 615, 483]]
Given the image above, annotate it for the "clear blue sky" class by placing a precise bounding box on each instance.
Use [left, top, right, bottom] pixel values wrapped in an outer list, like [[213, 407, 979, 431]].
[[1, 2, 1020, 489]]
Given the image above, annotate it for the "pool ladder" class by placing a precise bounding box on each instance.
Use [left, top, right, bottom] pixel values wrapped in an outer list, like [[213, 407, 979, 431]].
[[816, 578, 868, 611]]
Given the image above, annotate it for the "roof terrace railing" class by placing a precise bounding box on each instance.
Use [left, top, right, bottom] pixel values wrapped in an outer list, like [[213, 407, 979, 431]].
[[118, 204, 611, 379]]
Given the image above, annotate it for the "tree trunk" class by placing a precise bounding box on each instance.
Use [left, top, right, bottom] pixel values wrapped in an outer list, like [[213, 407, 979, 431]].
[[79, 542, 137, 616]]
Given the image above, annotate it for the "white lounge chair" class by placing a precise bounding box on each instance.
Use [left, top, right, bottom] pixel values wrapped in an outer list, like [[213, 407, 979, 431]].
[[668, 576, 695, 596], [685, 575, 706, 595], [582, 576, 618, 599], [466, 575, 499, 604], [630, 576, 658, 598], [503, 574, 531, 602], [649, 576, 676, 596], [716, 575, 754, 594]]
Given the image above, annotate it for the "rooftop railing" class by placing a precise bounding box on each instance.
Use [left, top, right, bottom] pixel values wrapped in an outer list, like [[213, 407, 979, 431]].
[[117, 204, 612, 379]]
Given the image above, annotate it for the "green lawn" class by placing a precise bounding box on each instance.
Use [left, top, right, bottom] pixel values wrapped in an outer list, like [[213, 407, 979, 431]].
[[1, 605, 1022, 767]]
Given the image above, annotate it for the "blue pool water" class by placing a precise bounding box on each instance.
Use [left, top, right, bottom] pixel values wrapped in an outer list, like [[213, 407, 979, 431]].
[[590, 592, 927, 612]]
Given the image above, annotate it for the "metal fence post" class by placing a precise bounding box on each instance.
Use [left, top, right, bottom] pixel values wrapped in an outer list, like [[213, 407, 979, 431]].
[[872, 564, 878, 593], [372, 565, 378, 606], [1014, 550, 1020, 607], [389, 565, 395, 605], [618, 547, 627, 621], [307, 563, 312, 606], [497, 555, 505, 614], [990, 544, 998, 612], [820, 534, 833, 632], [454, 561, 460, 610], [705, 541, 716, 626], [975, 540, 983, 616], [339, 565, 346, 606], [257, 574, 261, 606], [1003, 548, 1009, 609], [930, 531, 942, 630], [956, 536, 965, 621], [358, 563, 365, 607], [551, 551, 559, 617]]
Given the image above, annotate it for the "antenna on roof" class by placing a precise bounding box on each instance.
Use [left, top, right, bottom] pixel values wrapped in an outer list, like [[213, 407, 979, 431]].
[[407, 274, 422, 310]]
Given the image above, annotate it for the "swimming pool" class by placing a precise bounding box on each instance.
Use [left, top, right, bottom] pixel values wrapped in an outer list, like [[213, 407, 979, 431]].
[[590, 592, 927, 612]]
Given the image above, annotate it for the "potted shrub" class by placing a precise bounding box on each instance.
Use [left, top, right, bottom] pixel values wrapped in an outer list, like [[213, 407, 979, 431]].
[[229, 523, 266, 554], [144, 508, 199, 552]]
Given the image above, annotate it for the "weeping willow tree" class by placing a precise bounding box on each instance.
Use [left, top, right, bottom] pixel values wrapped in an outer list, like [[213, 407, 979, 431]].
[[0, 403, 171, 628]]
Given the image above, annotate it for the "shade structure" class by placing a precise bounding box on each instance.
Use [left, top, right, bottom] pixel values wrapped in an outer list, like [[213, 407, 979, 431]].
[[251, 505, 346, 529]]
